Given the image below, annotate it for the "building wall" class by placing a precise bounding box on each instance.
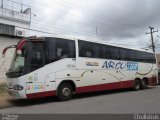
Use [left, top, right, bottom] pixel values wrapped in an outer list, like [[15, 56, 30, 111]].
[[0, 5, 31, 38], [0, 35, 20, 82]]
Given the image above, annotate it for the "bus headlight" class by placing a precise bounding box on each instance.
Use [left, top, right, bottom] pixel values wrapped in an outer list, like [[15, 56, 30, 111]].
[[13, 85, 23, 91]]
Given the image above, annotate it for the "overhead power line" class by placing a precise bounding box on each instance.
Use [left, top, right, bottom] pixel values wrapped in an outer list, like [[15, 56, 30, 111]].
[[29, 0, 141, 31], [1, 0, 147, 48], [3, 0, 143, 36], [12, 25, 142, 47]]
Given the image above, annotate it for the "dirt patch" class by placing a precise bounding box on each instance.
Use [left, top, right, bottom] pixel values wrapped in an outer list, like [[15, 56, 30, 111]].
[[0, 82, 14, 109]]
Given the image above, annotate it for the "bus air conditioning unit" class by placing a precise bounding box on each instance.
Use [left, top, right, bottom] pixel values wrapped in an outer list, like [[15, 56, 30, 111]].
[[16, 30, 25, 37]]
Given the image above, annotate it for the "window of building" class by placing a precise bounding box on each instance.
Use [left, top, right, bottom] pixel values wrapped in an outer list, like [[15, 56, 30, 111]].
[[0, 23, 15, 36]]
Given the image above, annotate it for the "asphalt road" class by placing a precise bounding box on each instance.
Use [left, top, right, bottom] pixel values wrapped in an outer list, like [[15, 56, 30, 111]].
[[0, 86, 160, 114]]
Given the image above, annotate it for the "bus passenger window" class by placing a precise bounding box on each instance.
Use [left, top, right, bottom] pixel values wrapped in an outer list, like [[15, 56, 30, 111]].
[[85, 51, 92, 57], [56, 48, 69, 59], [30, 51, 43, 65], [57, 48, 63, 57], [61, 49, 69, 58]]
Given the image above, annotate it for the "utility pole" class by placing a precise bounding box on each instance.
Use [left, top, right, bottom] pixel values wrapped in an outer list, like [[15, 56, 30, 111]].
[[1, 0, 3, 8], [146, 26, 158, 53]]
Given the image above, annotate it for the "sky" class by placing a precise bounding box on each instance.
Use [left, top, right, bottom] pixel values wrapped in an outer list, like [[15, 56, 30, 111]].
[[4, 0, 160, 52]]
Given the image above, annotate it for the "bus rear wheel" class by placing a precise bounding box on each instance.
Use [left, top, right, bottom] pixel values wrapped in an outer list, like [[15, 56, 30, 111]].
[[134, 79, 141, 91], [141, 79, 148, 89], [57, 83, 73, 101]]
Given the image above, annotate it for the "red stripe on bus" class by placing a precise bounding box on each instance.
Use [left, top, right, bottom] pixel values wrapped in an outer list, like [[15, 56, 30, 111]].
[[26, 91, 56, 99], [76, 77, 157, 93], [76, 80, 134, 93], [148, 76, 157, 85], [26, 77, 157, 99]]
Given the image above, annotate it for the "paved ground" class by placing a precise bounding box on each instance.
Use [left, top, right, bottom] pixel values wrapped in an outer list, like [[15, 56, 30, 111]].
[[0, 86, 160, 114]]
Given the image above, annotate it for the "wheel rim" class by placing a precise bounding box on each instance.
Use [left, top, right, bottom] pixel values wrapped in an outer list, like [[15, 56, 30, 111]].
[[143, 80, 147, 86], [62, 87, 71, 97]]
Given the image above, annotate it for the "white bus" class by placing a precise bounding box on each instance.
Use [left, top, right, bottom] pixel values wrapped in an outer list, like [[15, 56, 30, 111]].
[[3, 36, 157, 101]]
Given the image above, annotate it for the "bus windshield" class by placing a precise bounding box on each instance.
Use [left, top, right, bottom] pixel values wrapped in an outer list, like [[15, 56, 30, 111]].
[[6, 37, 76, 78], [6, 39, 46, 78], [6, 42, 27, 78], [7, 51, 25, 77]]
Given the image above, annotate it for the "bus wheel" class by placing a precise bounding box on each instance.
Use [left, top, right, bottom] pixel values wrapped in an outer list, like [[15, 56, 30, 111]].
[[141, 79, 148, 89], [57, 83, 73, 101], [134, 79, 141, 91]]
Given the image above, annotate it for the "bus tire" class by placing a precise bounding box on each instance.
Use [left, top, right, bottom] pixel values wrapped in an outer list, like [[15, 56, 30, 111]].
[[57, 83, 73, 101], [134, 79, 141, 91], [141, 79, 148, 89]]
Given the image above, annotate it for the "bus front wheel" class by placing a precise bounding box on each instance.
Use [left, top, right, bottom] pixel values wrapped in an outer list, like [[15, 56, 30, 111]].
[[57, 83, 73, 101]]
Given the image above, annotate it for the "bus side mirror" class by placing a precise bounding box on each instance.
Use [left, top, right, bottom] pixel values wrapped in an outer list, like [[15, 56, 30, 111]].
[[6, 71, 8, 76]]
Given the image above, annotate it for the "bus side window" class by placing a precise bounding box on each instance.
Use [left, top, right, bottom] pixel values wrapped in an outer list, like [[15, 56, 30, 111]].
[[81, 48, 93, 58], [120, 48, 127, 60], [57, 48, 63, 57], [102, 45, 112, 59], [61, 49, 69, 58], [30, 51, 43, 64], [79, 40, 94, 58], [46, 38, 76, 64], [55, 39, 75, 60], [93, 44, 102, 58], [68, 40, 76, 58], [85, 51, 92, 57]]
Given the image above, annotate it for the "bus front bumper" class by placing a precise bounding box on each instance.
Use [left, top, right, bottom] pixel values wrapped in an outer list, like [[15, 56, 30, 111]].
[[5, 87, 26, 99]]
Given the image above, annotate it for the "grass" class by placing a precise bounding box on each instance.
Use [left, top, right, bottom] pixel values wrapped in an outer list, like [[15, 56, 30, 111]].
[[0, 83, 6, 96]]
